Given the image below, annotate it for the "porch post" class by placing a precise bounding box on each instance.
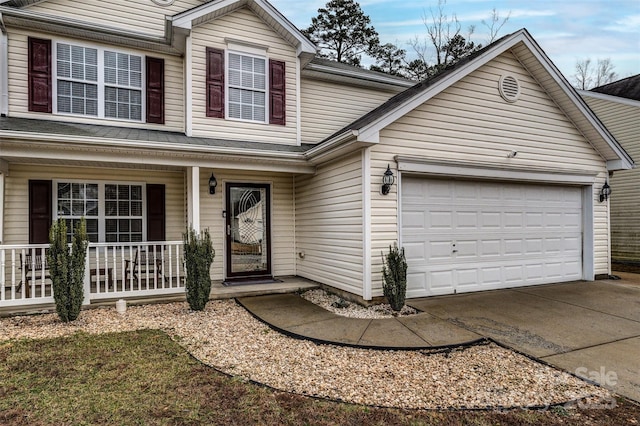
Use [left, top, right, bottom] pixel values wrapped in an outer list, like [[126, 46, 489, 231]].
[[187, 166, 201, 233], [0, 159, 7, 244], [83, 254, 91, 306]]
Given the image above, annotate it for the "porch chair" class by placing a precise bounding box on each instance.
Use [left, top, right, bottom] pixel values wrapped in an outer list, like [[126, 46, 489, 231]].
[[17, 252, 50, 297], [125, 248, 165, 284]]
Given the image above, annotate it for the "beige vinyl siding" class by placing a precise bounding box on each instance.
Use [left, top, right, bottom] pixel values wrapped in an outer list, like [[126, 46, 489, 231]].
[[584, 96, 640, 262], [369, 52, 610, 296], [190, 8, 299, 145], [294, 152, 364, 295], [300, 78, 402, 144], [6, 29, 185, 132], [199, 170, 295, 280], [27, 0, 203, 37], [2, 164, 186, 245]]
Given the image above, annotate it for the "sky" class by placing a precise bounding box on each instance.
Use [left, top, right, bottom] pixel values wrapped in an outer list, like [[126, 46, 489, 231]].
[[270, 0, 640, 83]]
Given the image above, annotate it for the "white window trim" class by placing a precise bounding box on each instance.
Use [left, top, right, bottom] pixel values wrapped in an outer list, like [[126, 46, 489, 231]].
[[53, 179, 147, 243], [52, 39, 146, 123], [224, 48, 269, 124]]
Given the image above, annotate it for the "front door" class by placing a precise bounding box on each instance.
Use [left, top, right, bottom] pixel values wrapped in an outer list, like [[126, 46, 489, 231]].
[[225, 183, 272, 279]]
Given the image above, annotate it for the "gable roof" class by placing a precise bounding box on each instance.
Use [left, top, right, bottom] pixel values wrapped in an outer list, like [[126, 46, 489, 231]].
[[591, 74, 640, 102], [308, 29, 633, 171], [171, 0, 316, 64]]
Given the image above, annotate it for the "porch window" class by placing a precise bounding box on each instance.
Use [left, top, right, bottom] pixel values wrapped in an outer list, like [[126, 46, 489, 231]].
[[54, 181, 145, 243], [105, 184, 143, 242], [56, 182, 99, 242]]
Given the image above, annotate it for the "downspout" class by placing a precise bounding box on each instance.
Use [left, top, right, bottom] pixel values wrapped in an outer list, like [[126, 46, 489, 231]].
[[0, 159, 8, 244], [0, 13, 9, 116], [362, 148, 372, 300]]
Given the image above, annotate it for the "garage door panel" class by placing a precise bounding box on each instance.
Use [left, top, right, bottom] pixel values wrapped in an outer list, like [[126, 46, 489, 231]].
[[404, 242, 427, 263], [401, 178, 583, 297]]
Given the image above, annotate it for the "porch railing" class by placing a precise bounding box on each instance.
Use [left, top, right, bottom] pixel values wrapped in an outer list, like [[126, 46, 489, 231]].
[[1, 241, 185, 308]]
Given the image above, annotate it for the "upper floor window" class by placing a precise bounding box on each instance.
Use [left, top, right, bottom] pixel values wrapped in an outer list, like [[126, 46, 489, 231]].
[[227, 52, 266, 122], [28, 37, 164, 124], [54, 42, 143, 121], [206, 46, 285, 126]]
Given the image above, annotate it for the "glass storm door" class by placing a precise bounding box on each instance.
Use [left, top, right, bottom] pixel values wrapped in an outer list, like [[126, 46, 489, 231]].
[[225, 183, 272, 278]]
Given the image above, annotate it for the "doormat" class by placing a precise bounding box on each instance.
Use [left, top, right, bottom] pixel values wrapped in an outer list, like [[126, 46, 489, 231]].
[[222, 278, 283, 286]]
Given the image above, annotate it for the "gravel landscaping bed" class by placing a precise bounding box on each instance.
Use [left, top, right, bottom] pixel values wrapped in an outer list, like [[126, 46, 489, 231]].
[[301, 288, 418, 318], [0, 300, 610, 410]]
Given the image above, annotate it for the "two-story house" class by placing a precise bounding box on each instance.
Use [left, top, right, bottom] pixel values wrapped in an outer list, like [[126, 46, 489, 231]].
[[0, 0, 633, 309]]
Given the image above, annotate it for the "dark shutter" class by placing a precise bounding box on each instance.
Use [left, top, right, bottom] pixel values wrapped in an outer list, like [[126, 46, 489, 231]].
[[269, 59, 285, 125], [146, 57, 165, 124], [146, 184, 165, 242], [29, 180, 52, 244], [206, 48, 224, 118], [28, 38, 52, 113]]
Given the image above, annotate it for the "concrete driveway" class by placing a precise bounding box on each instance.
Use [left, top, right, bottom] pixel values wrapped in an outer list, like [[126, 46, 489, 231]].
[[408, 273, 640, 402]]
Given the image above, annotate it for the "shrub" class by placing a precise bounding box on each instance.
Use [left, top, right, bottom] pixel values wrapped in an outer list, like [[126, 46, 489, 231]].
[[47, 218, 89, 322], [381, 243, 408, 311], [183, 227, 215, 311]]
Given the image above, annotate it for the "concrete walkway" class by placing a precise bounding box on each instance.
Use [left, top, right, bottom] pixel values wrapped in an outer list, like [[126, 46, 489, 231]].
[[238, 273, 640, 402]]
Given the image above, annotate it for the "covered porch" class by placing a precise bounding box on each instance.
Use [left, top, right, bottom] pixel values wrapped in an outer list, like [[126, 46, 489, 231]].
[[0, 117, 317, 311]]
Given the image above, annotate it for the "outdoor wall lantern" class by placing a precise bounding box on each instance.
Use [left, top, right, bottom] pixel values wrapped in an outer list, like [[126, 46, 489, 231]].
[[209, 173, 218, 195], [599, 181, 611, 202], [381, 164, 395, 195]]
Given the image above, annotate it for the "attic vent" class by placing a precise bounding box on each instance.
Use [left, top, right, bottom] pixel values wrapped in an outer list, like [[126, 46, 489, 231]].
[[151, 0, 175, 6], [499, 75, 521, 102]]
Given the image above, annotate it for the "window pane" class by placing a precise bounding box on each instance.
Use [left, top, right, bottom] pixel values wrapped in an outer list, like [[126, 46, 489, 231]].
[[86, 201, 98, 216], [58, 200, 71, 216], [86, 219, 99, 234], [86, 184, 99, 199], [131, 186, 142, 200], [131, 219, 142, 233], [58, 183, 70, 199], [118, 200, 129, 216], [105, 200, 117, 216], [131, 201, 142, 216]]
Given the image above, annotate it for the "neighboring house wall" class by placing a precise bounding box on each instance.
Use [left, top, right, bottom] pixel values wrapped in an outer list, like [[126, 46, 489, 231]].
[[295, 151, 364, 295], [190, 7, 299, 144], [26, 0, 204, 37], [584, 95, 640, 263], [368, 51, 610, 295], [6, 28, 185, 132], [199, 169, 295, 280], [300, 78, 403, 143], [2, 164, 186, 245]]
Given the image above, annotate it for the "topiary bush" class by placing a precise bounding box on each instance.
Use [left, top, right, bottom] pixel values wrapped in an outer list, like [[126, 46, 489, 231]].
[[382, 243, 408, 312], [183, 226, 215, 311], [47, 218, 89, 322]]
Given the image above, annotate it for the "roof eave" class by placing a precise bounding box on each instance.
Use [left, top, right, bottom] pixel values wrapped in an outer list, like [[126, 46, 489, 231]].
[[0, 130, 315, 172], [348, 29, 633, 171], [172, 0, 316, 61], [302, 62, 414, 90], [0, 6, 183, 55]]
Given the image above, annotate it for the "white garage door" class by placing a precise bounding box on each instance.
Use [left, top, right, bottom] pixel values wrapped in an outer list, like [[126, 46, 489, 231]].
[[401, 178, 583, 297]]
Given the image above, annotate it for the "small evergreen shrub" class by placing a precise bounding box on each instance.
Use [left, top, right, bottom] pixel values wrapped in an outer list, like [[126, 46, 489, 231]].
[[47, 218, 89, 322], [382, 243, 408, 312], [183, 227, 215, 311]]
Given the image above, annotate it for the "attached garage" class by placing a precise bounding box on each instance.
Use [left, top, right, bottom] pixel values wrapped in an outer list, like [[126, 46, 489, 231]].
[[401, 177, 584, 297]]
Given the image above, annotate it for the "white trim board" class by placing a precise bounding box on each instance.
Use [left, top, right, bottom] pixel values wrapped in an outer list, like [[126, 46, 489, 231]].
[[395, 157, 599, 185]]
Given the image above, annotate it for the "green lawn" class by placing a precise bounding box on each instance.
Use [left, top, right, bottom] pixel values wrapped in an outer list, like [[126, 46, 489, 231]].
[[0, 330, 638, 425]]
